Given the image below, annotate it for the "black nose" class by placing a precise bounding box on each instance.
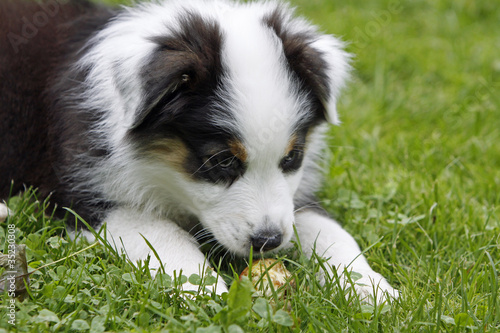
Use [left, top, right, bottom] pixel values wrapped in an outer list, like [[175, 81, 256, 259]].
[[250, 232, 283, 252]]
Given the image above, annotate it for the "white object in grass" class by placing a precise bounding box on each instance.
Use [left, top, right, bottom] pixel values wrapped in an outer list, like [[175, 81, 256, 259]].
[[0, 203, 11, 222]]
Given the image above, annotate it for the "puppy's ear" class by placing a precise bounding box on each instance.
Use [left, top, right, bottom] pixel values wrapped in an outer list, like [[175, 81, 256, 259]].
[[308, 35, 351, 125], [131, 51, 196, 130], [132, 13, 223, 130], [265, 8, 351, 125]]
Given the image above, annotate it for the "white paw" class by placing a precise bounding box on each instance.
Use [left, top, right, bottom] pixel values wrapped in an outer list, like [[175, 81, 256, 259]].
[[0, 202, 12, 222], [317, 267, 399, 304], [350, 271, 399, 304]]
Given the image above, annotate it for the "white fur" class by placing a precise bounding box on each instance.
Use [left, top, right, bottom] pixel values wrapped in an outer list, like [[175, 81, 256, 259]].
[[73, 0, 396, 301], [86, 208, 228, 293], [293, 210, 399, 302]]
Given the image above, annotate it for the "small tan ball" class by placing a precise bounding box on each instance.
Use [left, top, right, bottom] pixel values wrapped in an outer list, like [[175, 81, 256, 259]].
[[240, 259, 294, 297]]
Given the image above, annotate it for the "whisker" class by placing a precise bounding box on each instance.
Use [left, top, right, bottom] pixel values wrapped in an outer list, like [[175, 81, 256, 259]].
[[199, 155, 236, 173], [188, 222, 203, 235], [294, 200, 329, 213], [192, 227, 210, 239], [219, 248, 231, 265], [191, 149, 231, 176], [196, 233, 217, 246], [207, 243, 225, 259]]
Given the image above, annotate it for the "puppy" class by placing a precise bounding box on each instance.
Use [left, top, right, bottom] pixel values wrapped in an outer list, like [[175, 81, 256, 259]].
[[0, 0, 397, 301]]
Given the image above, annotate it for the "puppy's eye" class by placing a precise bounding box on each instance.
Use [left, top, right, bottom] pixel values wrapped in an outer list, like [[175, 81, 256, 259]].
[[217, 156, 237, 169], [200, 153, 244, 185], [280, 149, 304, 173], [203, 153, 240, 171]]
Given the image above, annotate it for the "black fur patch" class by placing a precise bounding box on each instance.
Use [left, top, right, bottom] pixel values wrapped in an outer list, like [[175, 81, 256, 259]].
[[264, 8, 330, 125], [0, 0, 115, 224], [130, 12, 245, 186]]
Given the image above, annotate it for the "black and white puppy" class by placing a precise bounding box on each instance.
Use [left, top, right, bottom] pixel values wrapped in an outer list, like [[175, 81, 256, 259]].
[[0, 0, 397, 300]]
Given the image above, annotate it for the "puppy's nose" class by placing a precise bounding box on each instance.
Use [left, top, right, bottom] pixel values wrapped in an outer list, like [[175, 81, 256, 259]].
[[250, 231, 283, 252]]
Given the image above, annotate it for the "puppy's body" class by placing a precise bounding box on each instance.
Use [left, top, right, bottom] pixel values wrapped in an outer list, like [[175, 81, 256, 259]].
[[0, 0, 115, 221], [0, 0, 396, 300]]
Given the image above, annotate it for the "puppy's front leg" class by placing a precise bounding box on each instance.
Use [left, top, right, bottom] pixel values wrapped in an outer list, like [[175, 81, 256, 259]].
[[90, 208, 227, 294], [294, 209, 398, 303]]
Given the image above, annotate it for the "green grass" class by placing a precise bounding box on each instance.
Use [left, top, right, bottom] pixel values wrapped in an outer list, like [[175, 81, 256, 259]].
[[1, 0, 499, 331]]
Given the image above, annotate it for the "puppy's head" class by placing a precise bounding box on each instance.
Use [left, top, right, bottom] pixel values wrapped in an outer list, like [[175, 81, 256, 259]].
[[84, 1, 350, 256]]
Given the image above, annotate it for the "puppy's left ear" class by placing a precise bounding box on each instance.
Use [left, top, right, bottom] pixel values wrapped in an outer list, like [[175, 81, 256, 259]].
[[309, 35, 351, 125], [266, 8, 351, 125]]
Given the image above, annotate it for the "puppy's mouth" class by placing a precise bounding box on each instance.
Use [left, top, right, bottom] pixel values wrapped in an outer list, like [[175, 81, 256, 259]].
[[192, 226, 286, 258]]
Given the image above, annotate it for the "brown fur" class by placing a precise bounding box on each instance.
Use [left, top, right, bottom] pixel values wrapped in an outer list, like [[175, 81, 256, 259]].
[[146, 138, 191, 173], [285, 134, 298, 156], [228, 140, 248, 163]]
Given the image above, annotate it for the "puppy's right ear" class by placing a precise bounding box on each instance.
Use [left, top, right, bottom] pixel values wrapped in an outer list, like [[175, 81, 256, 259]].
[[131, 55, 194, 130], [131, 13, 223, 131]]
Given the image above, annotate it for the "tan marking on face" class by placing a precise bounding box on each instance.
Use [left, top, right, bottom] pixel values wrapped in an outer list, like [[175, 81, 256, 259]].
[[147, 138, 190, 172], [285, 133, 299, 155], [228, 139, 248, 163]]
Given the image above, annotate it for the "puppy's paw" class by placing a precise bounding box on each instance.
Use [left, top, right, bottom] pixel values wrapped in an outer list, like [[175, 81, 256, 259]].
[[317, 267, 398, 304], [350, 270, 399, 304]]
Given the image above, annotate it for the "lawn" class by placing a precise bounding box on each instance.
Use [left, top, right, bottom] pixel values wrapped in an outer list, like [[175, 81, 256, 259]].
[[1, 0, 499, 331]]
